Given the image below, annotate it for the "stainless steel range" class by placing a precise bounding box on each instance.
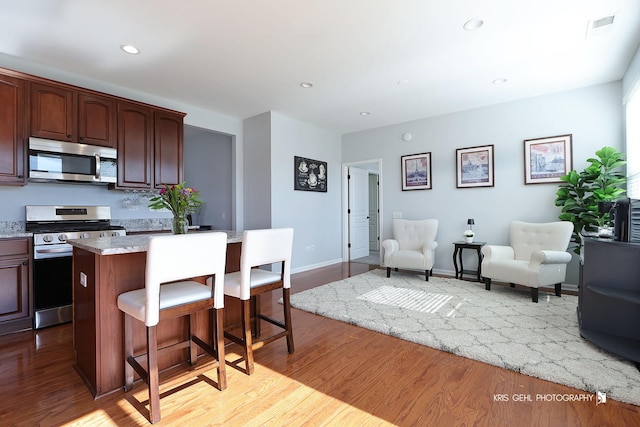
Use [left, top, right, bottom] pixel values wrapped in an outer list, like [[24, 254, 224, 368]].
[[26, 205, 126, 329]]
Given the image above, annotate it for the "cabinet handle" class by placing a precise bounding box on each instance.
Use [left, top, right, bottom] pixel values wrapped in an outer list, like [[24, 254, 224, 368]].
[[67, 134, 72, 138], [22, 261, 28, 266], [18, 175, 23, 179]]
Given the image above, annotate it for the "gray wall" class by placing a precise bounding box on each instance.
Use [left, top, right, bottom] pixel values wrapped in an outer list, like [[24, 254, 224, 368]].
[[242, 111, 343, 271], [271, 112, 342, 270], [243, 112, 273, 230], [184, 125, 233, 229], [342, 82, 624, 285]]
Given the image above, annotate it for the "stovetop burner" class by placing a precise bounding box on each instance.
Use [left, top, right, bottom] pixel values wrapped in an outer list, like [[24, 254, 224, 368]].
[[26, 205, 126, 238]]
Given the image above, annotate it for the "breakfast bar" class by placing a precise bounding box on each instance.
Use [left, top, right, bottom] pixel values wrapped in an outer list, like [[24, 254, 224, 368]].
[[69, 231, 242, 399]]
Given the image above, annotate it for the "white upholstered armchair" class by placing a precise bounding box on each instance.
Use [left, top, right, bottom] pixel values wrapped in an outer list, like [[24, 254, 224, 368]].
[[382, 219, 438, 281], [481, 221, 574, 303]]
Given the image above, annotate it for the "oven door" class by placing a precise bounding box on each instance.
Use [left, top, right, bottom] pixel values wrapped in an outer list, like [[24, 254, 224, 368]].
[[33, 243, 73, 329]]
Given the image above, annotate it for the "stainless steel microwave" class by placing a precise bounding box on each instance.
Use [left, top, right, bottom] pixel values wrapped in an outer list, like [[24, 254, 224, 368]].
[[28, 137, 117, 184]]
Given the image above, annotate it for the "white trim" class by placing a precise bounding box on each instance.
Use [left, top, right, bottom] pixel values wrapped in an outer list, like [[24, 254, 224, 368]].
[[291, 258, 343, 274], [342, 158, 384, 265]]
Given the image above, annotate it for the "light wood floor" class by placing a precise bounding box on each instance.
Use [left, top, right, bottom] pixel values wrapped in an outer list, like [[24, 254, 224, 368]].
[[1, 263, 638, 426]]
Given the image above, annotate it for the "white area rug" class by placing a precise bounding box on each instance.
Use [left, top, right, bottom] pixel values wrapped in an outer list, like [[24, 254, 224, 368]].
[[290, 269, 640, 406]]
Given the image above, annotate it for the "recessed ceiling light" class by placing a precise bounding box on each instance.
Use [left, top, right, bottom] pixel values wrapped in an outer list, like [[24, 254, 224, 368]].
[[463, 18, 484, 31], [397, 79, 409, 85], [492, 78, 508, 85], [300, 82, 314, 88], [120, 44, 140, 55], [360, 111, 370, 116]]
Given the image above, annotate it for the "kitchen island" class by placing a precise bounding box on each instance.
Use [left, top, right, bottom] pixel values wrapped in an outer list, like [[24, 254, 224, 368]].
[[69, 231, 242, 399]]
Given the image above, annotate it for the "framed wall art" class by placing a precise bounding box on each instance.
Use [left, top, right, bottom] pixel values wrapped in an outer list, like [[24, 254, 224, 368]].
[[294, 156, 327, 192], [456, 145, 494, 188], [524, 134, 572, 184], [401, 152, 432, 190]]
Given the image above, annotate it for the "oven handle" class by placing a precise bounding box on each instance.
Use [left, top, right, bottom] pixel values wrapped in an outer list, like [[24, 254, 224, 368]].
[[34, 245, 73, 259]]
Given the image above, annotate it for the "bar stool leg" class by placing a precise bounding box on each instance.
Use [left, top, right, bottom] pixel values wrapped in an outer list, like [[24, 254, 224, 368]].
[[214, 308, 227, 389], [242, 299, 255, 375], [123, 313, 134, 391], [147, 325, 161, 424]]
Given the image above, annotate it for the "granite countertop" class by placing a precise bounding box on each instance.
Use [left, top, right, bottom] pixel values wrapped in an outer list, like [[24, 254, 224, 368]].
[[68, 230, 243, 255], [0, 221, 32, 239]]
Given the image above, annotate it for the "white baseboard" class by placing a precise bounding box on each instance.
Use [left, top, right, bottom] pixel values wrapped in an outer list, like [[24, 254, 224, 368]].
[[292, 258, 343, 274]]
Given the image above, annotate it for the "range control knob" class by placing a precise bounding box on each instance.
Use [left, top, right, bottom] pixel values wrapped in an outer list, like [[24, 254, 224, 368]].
[[100, 231, 108, 238], [80, 232, 90, 239], [111, 231, 121, 237], [43, 235, 54, 243], [58, 234, 67, 242]]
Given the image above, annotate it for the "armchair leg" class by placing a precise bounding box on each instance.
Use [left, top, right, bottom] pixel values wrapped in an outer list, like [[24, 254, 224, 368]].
[[484, 278, 491, 291], [531, 288, 539, 303], [554, 283, 562, 297], [386, 267, 391, 278], [424, 270, 429, 281]]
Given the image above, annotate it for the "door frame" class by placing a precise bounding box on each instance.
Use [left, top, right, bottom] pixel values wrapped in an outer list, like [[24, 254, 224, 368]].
[[342, 159, 383, 264]]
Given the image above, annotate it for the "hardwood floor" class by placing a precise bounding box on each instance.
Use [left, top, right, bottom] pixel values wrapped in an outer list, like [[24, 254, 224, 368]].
[[0, 262, 638, 426]]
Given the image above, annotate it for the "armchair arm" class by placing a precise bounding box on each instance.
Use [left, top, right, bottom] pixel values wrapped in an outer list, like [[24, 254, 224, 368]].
[[530, 250, 572, 266], [481, 245, 515, 261], [422, 241, 438, 253], [381, 239, 399, 266]]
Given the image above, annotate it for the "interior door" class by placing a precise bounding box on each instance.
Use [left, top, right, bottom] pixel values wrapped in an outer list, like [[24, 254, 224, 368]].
[[368, 173, 379, 250], [349, 167, 370, 260]]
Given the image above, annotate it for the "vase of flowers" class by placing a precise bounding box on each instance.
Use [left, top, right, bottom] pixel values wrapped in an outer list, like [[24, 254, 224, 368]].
[[463, 230, 475, 243], [148, 182, 203, 234]]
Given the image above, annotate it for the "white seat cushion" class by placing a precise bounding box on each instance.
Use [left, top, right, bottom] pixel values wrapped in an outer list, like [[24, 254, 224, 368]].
[[117, 280, 212, 324], [222, 269, 283, 300]]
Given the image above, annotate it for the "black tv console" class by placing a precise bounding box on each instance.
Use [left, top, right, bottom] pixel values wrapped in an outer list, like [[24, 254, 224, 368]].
[[579, 238, 640, 364]]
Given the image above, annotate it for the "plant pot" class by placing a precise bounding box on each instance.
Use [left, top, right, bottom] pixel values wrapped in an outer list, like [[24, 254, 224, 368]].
[[464, 236, 474, 243]]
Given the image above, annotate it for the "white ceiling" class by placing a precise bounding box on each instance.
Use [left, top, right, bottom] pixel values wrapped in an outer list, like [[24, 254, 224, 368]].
[[2, 0, 640, 135]]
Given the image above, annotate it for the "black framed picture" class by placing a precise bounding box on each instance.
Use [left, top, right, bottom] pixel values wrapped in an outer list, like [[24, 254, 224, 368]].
[[455, 145, 495, 188], [294, 156, 327, 192], [524, 134, 572, 184], [401, 152, 432, 190]]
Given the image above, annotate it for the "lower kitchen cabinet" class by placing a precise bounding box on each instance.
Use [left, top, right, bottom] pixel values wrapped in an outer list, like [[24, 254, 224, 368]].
[[0, 238, 32, 335]]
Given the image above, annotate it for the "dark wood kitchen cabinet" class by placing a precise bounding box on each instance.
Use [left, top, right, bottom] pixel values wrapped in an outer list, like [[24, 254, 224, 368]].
[[154, 110, 184, 188], [0, 237, 32, 336], [116, 102, 184, 190], [30, 82, 117, 148], [0, 73, 27, 185]]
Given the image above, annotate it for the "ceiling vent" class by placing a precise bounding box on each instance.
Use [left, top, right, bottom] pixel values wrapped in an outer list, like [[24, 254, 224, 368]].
[[586, 15, 616, 38]]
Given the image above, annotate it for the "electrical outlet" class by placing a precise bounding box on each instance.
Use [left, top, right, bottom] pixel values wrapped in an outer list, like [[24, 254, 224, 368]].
[[80, 272, 87, 287], [305, 245, 316, 251], [393, 212, 403, 219]]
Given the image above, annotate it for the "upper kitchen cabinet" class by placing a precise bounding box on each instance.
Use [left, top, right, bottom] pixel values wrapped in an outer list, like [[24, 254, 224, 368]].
[[30, 82, 117, 148], [0, 73, 26, 185], [154, 111, 184, 188], [77, 93, 117, 148], [116, 104, 184, 190], [116, 102, 153, 189]]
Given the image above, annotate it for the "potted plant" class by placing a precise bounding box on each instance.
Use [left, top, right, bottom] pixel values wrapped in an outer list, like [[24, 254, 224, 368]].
[[555, 146, 626, 253], [463, 229, 475, 243], [148, 182, 204, 234]]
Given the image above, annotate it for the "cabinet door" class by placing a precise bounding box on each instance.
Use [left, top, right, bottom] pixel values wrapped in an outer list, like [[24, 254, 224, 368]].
[[78, 93, 117, 148], [154, 111, 184, 189], [117, 102, 153, 188], [30, 82, 75, 141], [0, 74, 26, 185], [0, 257, 30, 323]]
